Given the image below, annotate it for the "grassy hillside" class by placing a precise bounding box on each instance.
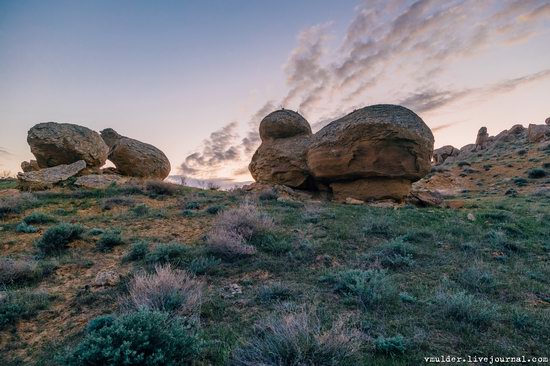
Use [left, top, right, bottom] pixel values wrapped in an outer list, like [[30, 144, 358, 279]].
[[1, 178, 548, 365]]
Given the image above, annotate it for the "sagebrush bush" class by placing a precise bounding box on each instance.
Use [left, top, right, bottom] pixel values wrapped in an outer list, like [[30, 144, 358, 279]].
[[373, 335, 407, 355], [362, 215, 395, 237], [0, 192, 36, 218], [258, 188, 278, 201], [130, 203, 151, 216], [433, 290, 497, 328], [187, 256, 221, 275], [206, 203, 275, 259], [0, 289, 51, 329], [232, 309, 359, 366], [63, 310, 202, 365], [123, 240, 150, 262], [456, 263, 497, 293], [365, 238, 416, 269], [0, 258, 39, 286], [100, 196, 136, 210], [16, 221, 38, 233], [124, 265, 202, 319], [527, 168, 546, 179], [22, 212, 56, 224], [321, 269, 398, 308], [145, 242, 190, 267], [206, 230, 256, 260], [257, 283, 294, 303], [35, 223, 84, 256], [145, 180, 180, 196], [96, 229, 124, 252]]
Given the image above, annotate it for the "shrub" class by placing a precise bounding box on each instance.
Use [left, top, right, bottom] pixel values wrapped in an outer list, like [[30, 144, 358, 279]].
[[251, 233, 292, 254], [100, 196, 136, 210], [35, 223, 84, 256], [212, 203, 274, 241], [321, 269, 398, 308], [145, 180, 180, 196], [433, 290, 497, 328], [130, 203, 150, 216], [363, 215, 395, 237], [87, 227, 105, 236], [206, 230, 256, 260], [206, 205, 223, 215], [22, 212, 56, 224], [0, 258, 39, 286], [96, 229, 124, 252], [527, 168, 546, 179], [16, 221, 38, 233], [123, 240, 150, 262], [63, 310, 202, 365], [232, 309, 359, 365], [513, 177, 528, 186], [0, 289, 51, 329], [456, 263, 497, 293], [258, 188, 278, 201], [124, 265, 202, 319], [184, 201, 201, 210], [364, 238, 416, 269], [145, 243, 190, 267], [457, 161, 471, 167], [373, 335, 407, 355], [187, 256, 221, 275], [0, 192, 36, 218], [257, 283, 294, 303]]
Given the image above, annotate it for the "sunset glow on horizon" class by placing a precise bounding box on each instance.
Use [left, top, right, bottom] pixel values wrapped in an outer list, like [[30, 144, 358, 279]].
[[1, 0, 550, 183]]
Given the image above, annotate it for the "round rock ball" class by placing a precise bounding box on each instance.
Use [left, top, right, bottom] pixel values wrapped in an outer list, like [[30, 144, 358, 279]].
[[259, 110, 312, 141]]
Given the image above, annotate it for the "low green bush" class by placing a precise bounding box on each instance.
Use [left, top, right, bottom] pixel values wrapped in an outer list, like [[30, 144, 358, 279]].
[[96, 229, 124, 252], [123, 240, 150, 262], [35, 223, 84, 256], [0, 290, 51, 329], [16, 222, 38, 233], [62, 310, 202, 365], [23, 212, 56, 224]]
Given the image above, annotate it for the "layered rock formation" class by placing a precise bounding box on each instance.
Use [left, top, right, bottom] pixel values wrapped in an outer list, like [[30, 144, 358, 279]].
[[27, 122, 109, 171], [249, 104, 434, 201], [17, 160, 86, 190], [100, 128, 171, 179]]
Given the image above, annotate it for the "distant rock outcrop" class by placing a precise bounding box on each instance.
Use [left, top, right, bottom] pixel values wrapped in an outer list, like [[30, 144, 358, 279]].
[[17, 160, 86, 190], [27, 122, 109, 171], [100, 128, 171, 179], [475, 127, 489, 150], [527, 123, 550, 143], [248, 104, 434, 201], [433, 145, 459, 165], [545, 117, 550, 126]]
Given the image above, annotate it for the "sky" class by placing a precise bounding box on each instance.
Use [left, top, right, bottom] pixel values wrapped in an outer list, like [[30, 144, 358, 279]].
[[1, 0, 550, 183]]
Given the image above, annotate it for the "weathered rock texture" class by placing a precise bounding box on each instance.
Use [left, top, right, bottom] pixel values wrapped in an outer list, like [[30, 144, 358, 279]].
[[17, 160, 86, 190], [21, 160, 40, 172], [74, 174, 128, 189], [475, 127, 489, 150], [433, 145, 459, 165], [249, 110, 313, 188], [527, 123, 550, 143], [100, 129, 171, 179], [308, 105, 434, 200], [248, 104, 434, 201], [27, 122, 108, 170]]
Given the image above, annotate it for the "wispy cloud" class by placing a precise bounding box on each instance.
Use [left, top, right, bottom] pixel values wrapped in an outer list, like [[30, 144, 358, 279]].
[[180, 0, 550, 179]]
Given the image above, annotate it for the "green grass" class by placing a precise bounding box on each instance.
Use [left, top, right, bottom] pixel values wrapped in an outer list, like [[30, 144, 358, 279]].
[[1, 185, 549, 364]]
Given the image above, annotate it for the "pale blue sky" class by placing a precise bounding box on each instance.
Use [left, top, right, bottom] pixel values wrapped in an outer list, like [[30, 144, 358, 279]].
[[1, 0, 550, 179]]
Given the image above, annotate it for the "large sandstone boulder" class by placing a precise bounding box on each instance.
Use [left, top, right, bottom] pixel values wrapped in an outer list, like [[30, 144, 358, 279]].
[[249, 110, 313, 188], [74, 174, 129, 189], [17, 160, 86, 190], [100, 129, 171, 179], [307, 105, 434, 200], [27, 122, 108, 171]]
